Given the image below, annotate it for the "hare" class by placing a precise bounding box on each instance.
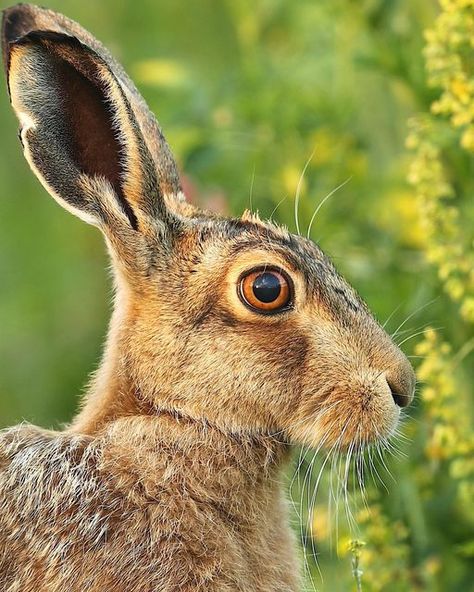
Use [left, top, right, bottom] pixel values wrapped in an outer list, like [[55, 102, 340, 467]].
[[0, 4, 415, 592]]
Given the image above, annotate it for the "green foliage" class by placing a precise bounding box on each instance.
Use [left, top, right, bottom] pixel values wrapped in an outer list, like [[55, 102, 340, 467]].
[[0, 0, 472, 590]]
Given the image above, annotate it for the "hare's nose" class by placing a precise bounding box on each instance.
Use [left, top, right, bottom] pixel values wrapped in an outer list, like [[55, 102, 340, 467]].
[[385, 358, 416, 408]]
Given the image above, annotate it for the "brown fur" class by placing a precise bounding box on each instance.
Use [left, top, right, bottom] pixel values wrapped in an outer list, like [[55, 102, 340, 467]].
[[0, 4, 415, 591]]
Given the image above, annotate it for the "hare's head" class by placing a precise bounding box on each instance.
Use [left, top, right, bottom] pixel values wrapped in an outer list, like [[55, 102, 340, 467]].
[[3, 4, 415, 449]]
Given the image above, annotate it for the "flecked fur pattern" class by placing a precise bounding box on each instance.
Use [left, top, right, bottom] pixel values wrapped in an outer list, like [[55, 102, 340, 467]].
[[0, 4, 415, 591]]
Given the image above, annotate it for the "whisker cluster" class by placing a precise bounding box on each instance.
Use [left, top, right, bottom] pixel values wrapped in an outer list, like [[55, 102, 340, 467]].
[[289, 415, 408, 590]]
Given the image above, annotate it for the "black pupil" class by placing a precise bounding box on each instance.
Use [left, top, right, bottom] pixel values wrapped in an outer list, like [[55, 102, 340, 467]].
[[252, 272, 281, 303]]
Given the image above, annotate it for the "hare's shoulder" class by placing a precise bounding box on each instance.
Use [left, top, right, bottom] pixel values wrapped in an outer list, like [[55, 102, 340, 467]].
[[0, 424, 134, 553], [0, 424, 134, 534], [0, 424, 154, 590], [0, 423, 92, 472], [0, 423, 60, 473], [0, 424, 105, 509]]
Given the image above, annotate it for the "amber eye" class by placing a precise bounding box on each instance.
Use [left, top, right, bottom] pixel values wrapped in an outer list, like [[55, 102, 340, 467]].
[[239, 268, 292, 314]]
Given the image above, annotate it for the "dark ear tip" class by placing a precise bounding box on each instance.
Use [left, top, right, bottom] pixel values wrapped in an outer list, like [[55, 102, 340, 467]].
[[2, 4, 36, 74], [2, 4, 35, 42], [2, 5, 75, 66]]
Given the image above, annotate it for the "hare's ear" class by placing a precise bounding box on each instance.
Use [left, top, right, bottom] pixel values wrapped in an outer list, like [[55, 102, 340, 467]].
[[2, 4, 181, 239]]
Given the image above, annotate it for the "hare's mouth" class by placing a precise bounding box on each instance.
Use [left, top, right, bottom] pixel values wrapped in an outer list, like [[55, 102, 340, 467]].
[[286, 374, 407, 451]]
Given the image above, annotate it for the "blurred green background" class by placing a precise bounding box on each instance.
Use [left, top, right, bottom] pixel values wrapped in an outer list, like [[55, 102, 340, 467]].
[[0, 0, 473, 590]]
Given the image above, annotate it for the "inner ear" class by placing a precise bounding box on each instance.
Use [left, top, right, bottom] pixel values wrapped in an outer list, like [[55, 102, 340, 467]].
[[52, 52, 138, 229]]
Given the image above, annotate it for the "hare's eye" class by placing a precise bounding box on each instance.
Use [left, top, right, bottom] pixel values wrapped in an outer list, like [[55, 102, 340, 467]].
[[239, 269, 292, 314]]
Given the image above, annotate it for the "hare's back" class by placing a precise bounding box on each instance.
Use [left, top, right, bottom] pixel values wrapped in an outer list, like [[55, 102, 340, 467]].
[[0, 425, 163, 591]]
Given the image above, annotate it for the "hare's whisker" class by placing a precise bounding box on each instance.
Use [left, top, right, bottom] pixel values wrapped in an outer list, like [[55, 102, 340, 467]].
[[294, 149, 315, 236], [306, 176, 352, 239], [390, 297, 438, 340]]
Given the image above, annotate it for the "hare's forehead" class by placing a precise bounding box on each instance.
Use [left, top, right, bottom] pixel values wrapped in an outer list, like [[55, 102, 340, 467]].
[[179, 218, 339, 285]]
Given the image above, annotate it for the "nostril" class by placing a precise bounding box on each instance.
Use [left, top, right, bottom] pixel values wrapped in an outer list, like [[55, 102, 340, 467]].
[[387, 379, 412, 408], [385, 357, 416, 408]]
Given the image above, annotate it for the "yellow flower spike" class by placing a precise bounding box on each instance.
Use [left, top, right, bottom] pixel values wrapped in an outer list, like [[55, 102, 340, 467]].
[[461, 127, 474, 150], [450, 77, 470, 103], [460, 297, 474, 321]]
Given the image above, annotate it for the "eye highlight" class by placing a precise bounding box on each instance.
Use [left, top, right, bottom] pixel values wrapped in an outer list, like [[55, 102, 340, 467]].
[[238, 268, 293, 314]]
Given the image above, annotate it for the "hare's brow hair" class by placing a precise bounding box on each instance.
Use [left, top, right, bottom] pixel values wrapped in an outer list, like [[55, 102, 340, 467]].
[[227, 238, 303, 269], [219, 217, 290, 240]]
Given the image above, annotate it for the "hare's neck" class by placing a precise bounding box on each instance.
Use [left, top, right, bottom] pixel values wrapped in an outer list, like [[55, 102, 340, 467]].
[[98, 415, 299, 589], [100, 413, 294, 536], [69, 287, 138, 435]]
